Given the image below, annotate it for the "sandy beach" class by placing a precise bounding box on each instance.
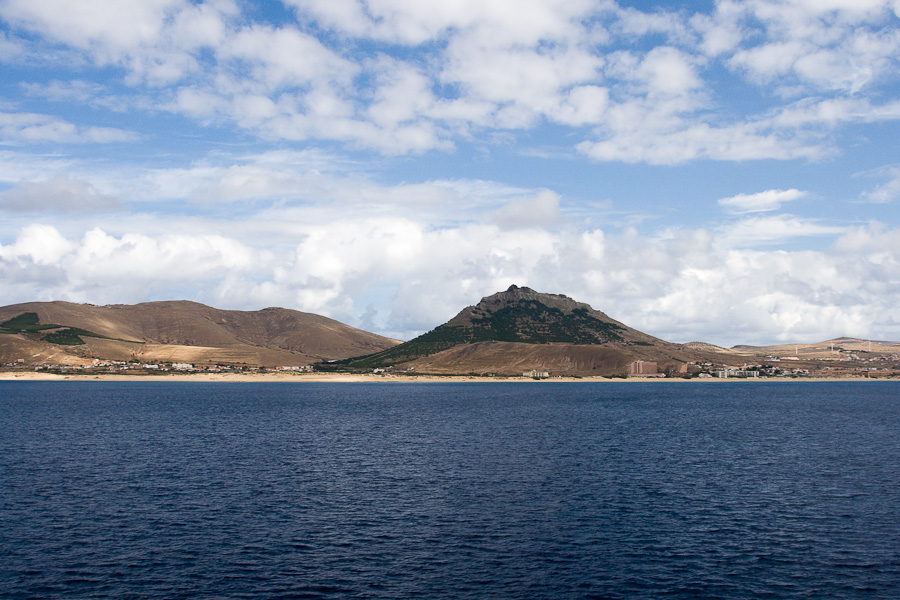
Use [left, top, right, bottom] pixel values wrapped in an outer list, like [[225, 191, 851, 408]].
[[0, 371, 880, 383], [0, 371, 603, 383]]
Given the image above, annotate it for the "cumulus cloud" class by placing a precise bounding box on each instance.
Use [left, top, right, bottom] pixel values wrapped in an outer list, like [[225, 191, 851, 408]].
[[286, 0, 599, 46], [1, 210, 896, 346], [615, 46, 705, 98], [262, 217, 898, 344], [719, 0, 900, 94], [4, 0, 899, 159], [222, 25, 356, 91], [0, 223, 73, 265], [0, 223, 259, 303], [0, 0, 184, 54]]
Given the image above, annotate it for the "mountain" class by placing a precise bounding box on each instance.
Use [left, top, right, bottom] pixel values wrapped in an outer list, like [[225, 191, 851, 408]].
[[0, 300, 400, 367], [346, 285, 706, 376]]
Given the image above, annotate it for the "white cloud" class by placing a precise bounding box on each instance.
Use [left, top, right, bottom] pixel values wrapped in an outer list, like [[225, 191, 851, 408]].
[[0, 29, 24, 59], [0, 223, 259, 303], [5, 0, 895, 160], [72, 227, 253, 280], [577, 118, 828, 165], [729, 41, 808, 81], [0, 173, 119, 213], [286, 0, 599, 46], [770, 97, 900, 128], [833, 220, 900, 257], [615, 4, 690, 41], [629, 46, 704, 97], [0, 0, 184, 56], [0, 0, 240, 86], [0, 112, 138, 144], [860, 165, 900, 203], [132, 151, 536, 219], [719, 214, 845, 246], [490, 189, 562, 230], [2, 211, 896, 346], [691, 1, 746, 56], [0, 151, 79, 185], [553, 85, 610, 126], [721, 0, 900, 94], [221, 25, 357, 91], [0, 223, 73, 265], [718, 188, 807, 214], [22, 79, 114, 108]]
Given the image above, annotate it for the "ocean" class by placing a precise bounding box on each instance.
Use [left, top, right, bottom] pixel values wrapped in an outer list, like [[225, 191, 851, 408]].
[[2, 381, 899, 599]]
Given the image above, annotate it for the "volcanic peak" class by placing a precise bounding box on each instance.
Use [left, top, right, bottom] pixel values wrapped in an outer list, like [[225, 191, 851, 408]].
[[455, 284, 591, 321], [347, 285, 643, 369]]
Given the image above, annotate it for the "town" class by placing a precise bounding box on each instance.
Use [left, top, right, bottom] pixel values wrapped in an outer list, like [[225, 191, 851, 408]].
[[4, 350, 900, 379]]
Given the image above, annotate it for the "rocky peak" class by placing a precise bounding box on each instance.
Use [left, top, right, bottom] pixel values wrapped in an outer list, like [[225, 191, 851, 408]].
[[477, 284, 584, 314]]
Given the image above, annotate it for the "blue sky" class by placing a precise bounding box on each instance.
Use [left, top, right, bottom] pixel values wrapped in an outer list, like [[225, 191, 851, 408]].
[[1, 0, 900, 346]]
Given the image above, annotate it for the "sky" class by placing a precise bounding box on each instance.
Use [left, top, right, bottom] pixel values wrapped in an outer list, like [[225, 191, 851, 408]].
[[1, 0, 900, 347]]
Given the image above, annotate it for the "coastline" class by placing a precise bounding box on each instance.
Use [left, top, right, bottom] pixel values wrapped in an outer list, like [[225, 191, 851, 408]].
[[0, 371, 885, 383]]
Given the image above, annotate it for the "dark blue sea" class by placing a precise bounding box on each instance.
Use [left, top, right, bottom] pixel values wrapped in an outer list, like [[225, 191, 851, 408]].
[[2, 381, 899, 599]]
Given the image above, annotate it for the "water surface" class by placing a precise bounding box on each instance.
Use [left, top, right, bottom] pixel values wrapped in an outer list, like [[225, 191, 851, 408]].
[[2, 381, 899, 598]]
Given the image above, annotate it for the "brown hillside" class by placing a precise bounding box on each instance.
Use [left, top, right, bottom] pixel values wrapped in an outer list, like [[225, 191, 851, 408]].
[[732, 337, 900, 359], [407, 341, 696, 377], [0, 301, 399, 367]]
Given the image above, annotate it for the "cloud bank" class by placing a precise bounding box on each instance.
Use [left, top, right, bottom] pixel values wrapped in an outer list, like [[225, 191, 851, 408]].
[[0, 157, 896, 346]]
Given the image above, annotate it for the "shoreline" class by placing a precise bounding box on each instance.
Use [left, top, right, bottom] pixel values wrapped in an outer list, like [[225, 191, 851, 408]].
[[0, 372, 888, 383]]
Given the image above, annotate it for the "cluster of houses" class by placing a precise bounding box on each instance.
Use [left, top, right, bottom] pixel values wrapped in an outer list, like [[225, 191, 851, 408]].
[[20, 360, 314, 374], [7, 351, 899, 379], [625, 360, 898, 379], [696, 362, 898, 378]]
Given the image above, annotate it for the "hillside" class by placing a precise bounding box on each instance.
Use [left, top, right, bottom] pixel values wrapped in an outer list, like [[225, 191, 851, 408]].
[[346, 285, 706, 376], [0, 301, 399, 367], [731, 337, 900, 360]]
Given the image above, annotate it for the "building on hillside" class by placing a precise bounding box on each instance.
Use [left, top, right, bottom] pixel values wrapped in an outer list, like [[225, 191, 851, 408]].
[[629, 361, 658, 376], [523, 370, 550, 379], [715, 368, 759, 378]]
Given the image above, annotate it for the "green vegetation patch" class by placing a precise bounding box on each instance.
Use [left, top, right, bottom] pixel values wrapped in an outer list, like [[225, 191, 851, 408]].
[[40, 330, 86, 346], [1, 312, 40, 331], [468, 303, 624, 345], [0, 312, 59, 333], [348, 325, 471, 369], [0, 312, 142, 346]]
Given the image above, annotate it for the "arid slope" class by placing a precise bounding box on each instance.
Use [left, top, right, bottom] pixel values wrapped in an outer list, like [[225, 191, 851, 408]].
[[0, 301, 399, 367]]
